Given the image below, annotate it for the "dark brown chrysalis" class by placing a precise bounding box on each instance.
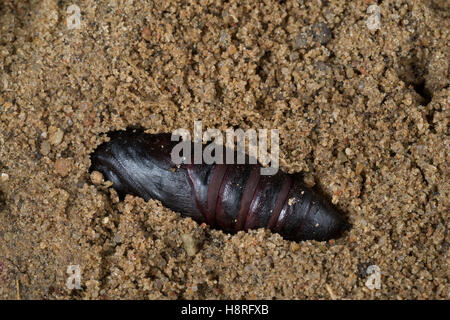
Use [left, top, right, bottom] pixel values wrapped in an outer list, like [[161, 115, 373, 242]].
[[90, 129, 349, 242]]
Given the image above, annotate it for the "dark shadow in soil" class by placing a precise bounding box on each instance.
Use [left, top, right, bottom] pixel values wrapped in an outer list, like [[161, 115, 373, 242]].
[[398, 59, 433, 106], [412, 79, 433, 106], [0, 190, 6, 212]]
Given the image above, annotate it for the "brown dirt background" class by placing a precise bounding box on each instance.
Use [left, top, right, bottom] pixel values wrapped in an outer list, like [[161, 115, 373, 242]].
[[0, 0, 448, 299]]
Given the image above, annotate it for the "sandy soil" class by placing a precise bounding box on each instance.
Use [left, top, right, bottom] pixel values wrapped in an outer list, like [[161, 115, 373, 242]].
[[0, 0, 448, 299]]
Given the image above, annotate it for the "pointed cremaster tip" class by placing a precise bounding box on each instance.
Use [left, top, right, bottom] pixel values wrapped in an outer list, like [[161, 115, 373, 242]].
[[295, 198, 350, 242]]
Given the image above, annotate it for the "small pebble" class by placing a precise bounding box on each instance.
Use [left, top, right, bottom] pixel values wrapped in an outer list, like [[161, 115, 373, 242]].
[[40, 140, 51, 156], [182, 234, 198, 257], [90, 171, 104, 185], [141, 27, 151, 41], [310, 22, 332, 45], [49, 126, 64, 145], [417, 122, 424, 130], [293, 32, 308, 49], [0, 173, 9, 182], [345, 147, 353, 156], [54, 158, 72, 177], [303, 174, 316, 187], [290, 242, 300, 252]]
